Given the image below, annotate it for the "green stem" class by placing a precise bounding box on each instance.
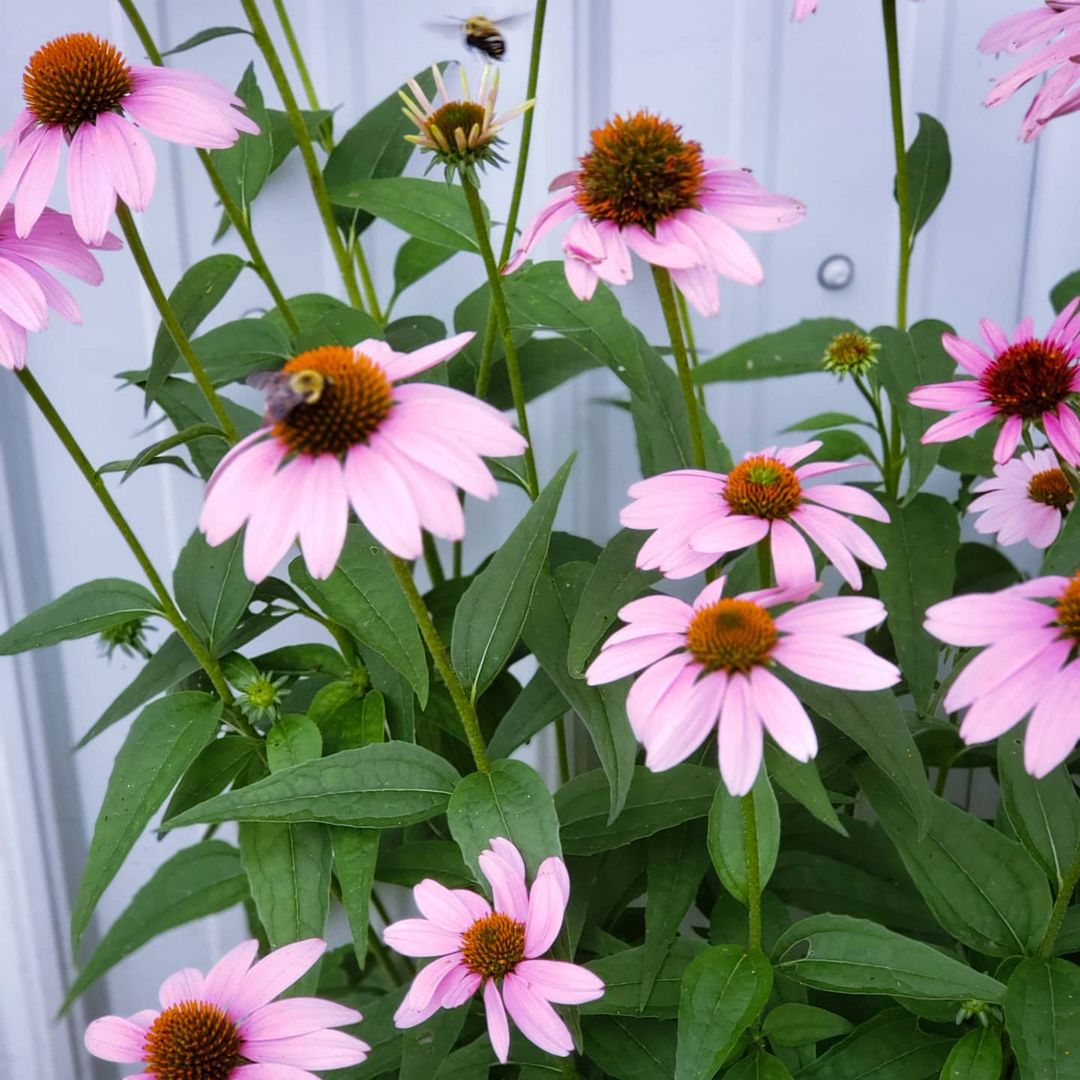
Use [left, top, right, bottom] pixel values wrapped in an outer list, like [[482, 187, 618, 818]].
[[15, 368, 255, 737], [676, 290, 707, 408], [116, 0, 299, 335], [114, 203, 239, 442], [270, 0, 320, 116], [652, 266, 707, 470], [422, 532, 446, 588], [351, 236, 384, 325], [462, 178, 539, 500], [882, 0, 911, 332], [555, 715, 571, 786], [742, 791, 763, 951], [756, 538, 773, 589], [388, 555, 491, 773], [241, 0, 365, 311], [1038, 842, 1080, 959], [854, 374, 892, 482]]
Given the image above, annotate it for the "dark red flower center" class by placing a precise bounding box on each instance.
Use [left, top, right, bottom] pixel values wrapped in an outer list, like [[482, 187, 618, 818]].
[[1028, 467, 1073, 512], [979, 338, 1076, 419], [271, 346, 394, 457], [724, 456, 802, 519], [23, 33, 132, 129], [1057, 573, 1080, 645], [142, 1000, 243, 1080], [574, 110, 706, 229], [686, 599, 777, 673], [461, 912, 526, 978]]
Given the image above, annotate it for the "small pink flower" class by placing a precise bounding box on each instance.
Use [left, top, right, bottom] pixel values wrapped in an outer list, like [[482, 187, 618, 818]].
[[979, 1, 1080, 141], [200, 334, 526, 583], [968, 448, 1075, 549], [384, 837, 604, 1063], [0, 203, 118, 369], [0, 33, 259, 244], [909, 303, 1080, 467], [84, 938, 369, 1078], [503, 110, 803, 317], [621, 441, 889, 589], [925, 572, 1080, 777], [793, 0, 819, 19], [586, 577, 899, 794]]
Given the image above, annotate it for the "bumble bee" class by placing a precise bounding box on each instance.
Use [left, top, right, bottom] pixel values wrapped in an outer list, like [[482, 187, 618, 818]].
[[247, 369, 329, 423], [433, 13, 531, 62]]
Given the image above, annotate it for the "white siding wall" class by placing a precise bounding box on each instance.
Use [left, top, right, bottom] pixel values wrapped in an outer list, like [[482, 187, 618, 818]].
[[1, 1, 1077, 1075]]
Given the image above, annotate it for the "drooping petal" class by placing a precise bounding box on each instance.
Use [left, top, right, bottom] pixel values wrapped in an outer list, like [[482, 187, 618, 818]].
[[343, 443, 423, 559], [769, 519, 817, 587], [483, 981, 511, 1064], [95, 112, 156, 212], [516, 959, 605, 1004], [1024, 661, 1080, 778], [297, 454, 349, 579], [717, 673, 763, 796], [67, 122, 117, 245], [748, 667, 817, 762], [241, 998, 363, 1042], [772, 634, 900, 691], [14, 124, 63, 237], [502, 973, 575, 1057], [242, 1030, 370, 1069]]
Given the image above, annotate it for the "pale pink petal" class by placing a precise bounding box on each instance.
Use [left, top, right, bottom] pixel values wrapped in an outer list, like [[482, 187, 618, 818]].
[[95, 112, 156, 212], [158, 967, 205, 1009], [378, 415, 498, 499], [516, 959, 605, 1004], [775, 596, 887, 636], [1045, 406, 1080, 466], [296, 454, 349, 579], [67, 122, 117, 245], [907, 380, 986, 410], [383, 918, 463, 958], [583, 633, 685, 683], [980, 318, 1011, 354], [749, 667, 817, 762], [646, 669, 724, 772], [242, 1029, 370, 1069], [414, 879, 486, 933], [200, 436, 283, 545], [228, 940, 327, 1020], [241, 999, 362, 1041], [0, 254, 48, 330], [0, 125, 49, 223], [1025, 662, 1080, 778], [772, 635, 900, 691], [624, 653, 694, 738], [381, 331, 475, 380], [343, 443, 423, 559], [801, 483, 890, 522], [0, 312, 27, 369], [669, 264, 721, 317], [502, 973, 575, 1057], [925, 594, 1057, 647], [770, 519, 817, 587], [483, 981, 511, 1064], [994, 415, 1024, 464], [479, 849, 529, 922], [564, 254, 600, 301], [123, 85, 251, 148], [201, 939, 259, 1012], [503, 191, 579, 273], [11, 253, 80, 322], [230, 1065, 321, 1080], [393, 954, 467, 1028], [717, 673, 762, 796], [942, 333, 992, 375], [84, 1016, 148, 1063], [946, 632, 1063, 713], [14, 124, 63, 237], [690, 514, 770, 554], [622, 224, 701, 269], [1027, 504, 1063, 549], [616, 594, 694, 631], [242, 457, 310, 583], [920, 406, 999, 444], [392, 384, 527, 456], [678, 210, 765, 284], [524, 858, 570, 958], [370, 438, 464, 541], [563, 216, 605, 262]]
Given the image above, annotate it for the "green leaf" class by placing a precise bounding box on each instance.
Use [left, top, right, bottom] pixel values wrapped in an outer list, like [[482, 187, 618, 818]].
[[765, 745, 847, 837], [294, 306, 381, 351], [331, 827, 379, 968], [903, 113, 951, 240], [998, 731, 1080, 889], [694, 319, 860, 383], [641, 822, 710, 1008], [1005, 958, 1080, 1076], [266, 714, 323, 772], [174, 531, 253, 652], [567, 529, 660, 676], [290, 525, 428, 706], [71, 692, 222, 949], [762, 1004, 854, 1047], [675, 946, 773, 1080], [264, 108, 333, 177], [796, 1009, 953, 1080], [400, 1004, 469, 1080], [582, 938, 707, 1019], [783, 412, 871, 433], [857, 764, 1052, 957], [192, 317, 293, 385], [447, 759, 561, 881], [0, 578, 161, 654], [784, 679, 929, 829], [165, 742, 460, 829], [1050, 269, 1080, 314], [162, 735, 257, 825], [874, 322, 955, 500], [954, 542, 1022, 596], [323, 66, 438, 236], [583, 1016, 676, 1080], [146, 254, 245, 405], [106, 423, 226, 482], [161, 25, 252, 55], [329, 176, 485, 251], [61, 840, 246, 1009], [865, 494, 959, 713], [773, 914, 1006, 1002], [487, 669, 566, 760], [726, 1051, 794, 1079], [938, 425, 998, 476], [452, 456, 574, 699], [393, 236, 456, 298], [376, 839, 473, 889], [709, 771, 780, 905], [488, 336, 602, 411], [940, 1028, 1002, 1080], [208, 64, 272, 214], [1043, 501, 1080, 577], [557, 766, 717, 855]]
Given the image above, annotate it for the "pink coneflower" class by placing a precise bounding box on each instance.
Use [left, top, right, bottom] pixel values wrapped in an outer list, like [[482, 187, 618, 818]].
[[793, 0, 819, 19], [926, 572, 1080, 777], [621, 441, 889, 589], [502, 110, 804, 317], [909, 303, 1080, 466], [84, 938, 369, 1078], [968, 448, 1075, 549], [0, 33, 259, 244], [200, 333, 526, 583], [586, 577, 899, 794], [979, 2, 1080, 141], [384, 837, 604, 1063], [0, 204, 118, 369]]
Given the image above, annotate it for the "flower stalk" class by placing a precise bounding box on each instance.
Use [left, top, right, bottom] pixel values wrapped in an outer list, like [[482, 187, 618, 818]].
[[1038, 841, 1080, 959]]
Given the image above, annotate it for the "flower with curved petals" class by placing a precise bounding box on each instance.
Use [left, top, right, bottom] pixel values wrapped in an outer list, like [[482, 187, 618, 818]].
[[621, 441, 889, 589], [926, 572, 1080, 777], [84, 938, 369, 1079], [979, 1, 1080, 141], [0, 203, 118, 369], [909, 303, 1080, 466], [968, 448, 1075, 549], [199, 332, 527, 583], [503, 110, 803, 317], [384, 837, 603, 1063], [0, 33, 259, 243], [586, 577, 899, 794]]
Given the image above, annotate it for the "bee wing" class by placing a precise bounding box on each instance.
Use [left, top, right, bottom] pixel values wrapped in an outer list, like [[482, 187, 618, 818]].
[[494, 11, 533, 28], [246, 370, 284, 391], [425, 17, 467, 34]]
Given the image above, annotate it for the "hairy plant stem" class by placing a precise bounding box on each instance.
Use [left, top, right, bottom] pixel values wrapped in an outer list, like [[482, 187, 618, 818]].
[[388, 555, 491, 773], [462, 179, 539, 499], [853, 374, 890, 479], [652, 266, 707, 470], [676, 290, 707, 408], [115, 0, 300, 335], [241, 0, 366, 311], [15, 368, 256, 737], [1038, 842, 1080, 959], [742, 791, 763, 951], [114, 202, 239, 442], [422, 532, 446, 587]]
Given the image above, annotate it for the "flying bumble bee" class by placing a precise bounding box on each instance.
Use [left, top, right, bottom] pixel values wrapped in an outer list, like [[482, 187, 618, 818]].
[[247, 369, 329, 424], [433, 12, 531, 62]]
